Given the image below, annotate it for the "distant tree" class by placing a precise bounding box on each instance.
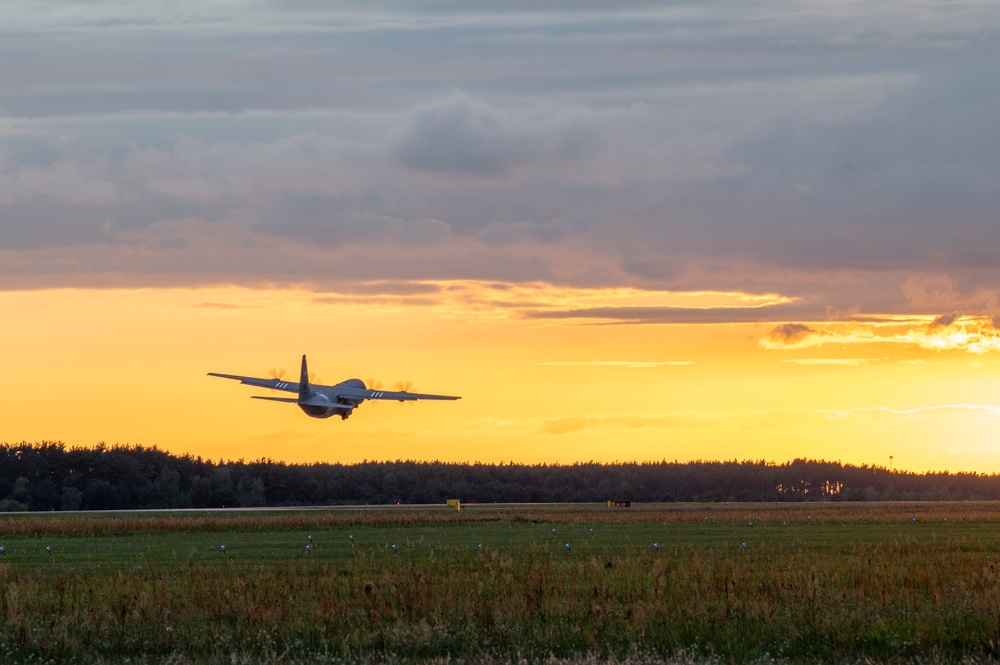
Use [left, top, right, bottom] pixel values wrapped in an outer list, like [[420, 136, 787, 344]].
[[61, 486, 83, 511], [83, 480, 122, 510], [3, 442, 1000, 509]]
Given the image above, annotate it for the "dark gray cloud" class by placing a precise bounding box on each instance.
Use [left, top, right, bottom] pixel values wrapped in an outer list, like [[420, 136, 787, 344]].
[[768, 323, 821, 345], [528, 304, 813, 325], [930, 312, 961, 329], [394, 93, 601, 177], [1, 1, 999, 318]]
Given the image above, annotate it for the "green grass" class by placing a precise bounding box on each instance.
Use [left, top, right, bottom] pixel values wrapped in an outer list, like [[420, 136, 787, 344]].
[[1, 502, 1000, 663]]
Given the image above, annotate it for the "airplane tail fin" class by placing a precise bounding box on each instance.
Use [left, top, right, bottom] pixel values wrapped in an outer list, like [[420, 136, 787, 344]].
[[299, 354, 311, 401]]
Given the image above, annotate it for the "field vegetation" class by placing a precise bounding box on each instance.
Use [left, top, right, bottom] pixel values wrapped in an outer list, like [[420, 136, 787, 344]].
[[1, 502, 1000, 663]]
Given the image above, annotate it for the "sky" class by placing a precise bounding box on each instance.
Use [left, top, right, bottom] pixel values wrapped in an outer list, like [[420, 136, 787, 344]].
[[2, 1, 1000, 472]]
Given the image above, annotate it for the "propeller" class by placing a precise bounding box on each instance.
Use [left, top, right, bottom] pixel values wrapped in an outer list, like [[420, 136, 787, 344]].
[[366, 379, 384, 390], [268, 368, 288, 381], [395, 380, 414, 405], [309, 372, 322, 385]]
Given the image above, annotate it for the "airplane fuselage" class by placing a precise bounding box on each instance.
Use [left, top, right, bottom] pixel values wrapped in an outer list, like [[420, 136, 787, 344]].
[[299, 379, 368, 419]]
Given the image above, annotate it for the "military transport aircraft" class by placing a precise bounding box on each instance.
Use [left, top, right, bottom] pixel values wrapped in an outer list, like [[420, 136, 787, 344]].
[[208, 355, 460, 420]]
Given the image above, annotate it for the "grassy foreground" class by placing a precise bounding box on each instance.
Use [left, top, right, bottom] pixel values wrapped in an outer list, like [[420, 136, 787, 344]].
[[1, 502, 1000, 663]]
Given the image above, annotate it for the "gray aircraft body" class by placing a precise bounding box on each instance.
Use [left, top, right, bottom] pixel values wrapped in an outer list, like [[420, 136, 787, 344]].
[[209, 355, 460, 420]]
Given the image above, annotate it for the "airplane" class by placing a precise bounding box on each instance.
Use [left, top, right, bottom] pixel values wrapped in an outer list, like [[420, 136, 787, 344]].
[[208, 355, 460, 420]]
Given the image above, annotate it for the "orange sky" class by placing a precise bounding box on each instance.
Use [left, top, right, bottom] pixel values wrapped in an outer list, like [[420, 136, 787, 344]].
[[4, 284, 999, 473]]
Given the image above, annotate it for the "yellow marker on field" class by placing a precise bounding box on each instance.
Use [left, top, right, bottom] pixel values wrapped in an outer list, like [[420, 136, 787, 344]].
[[447, 499, 461, 512]]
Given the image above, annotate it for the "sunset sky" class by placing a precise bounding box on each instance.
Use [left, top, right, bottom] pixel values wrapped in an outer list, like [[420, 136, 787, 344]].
[[3, 1, 1000, 471]]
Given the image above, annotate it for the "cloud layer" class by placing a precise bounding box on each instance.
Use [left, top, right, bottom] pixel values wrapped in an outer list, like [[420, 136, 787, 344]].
[[2, 1, 999, 324]]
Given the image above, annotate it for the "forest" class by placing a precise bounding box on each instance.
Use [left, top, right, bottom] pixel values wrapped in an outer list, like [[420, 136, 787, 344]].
[[0, 441, 996, 511]]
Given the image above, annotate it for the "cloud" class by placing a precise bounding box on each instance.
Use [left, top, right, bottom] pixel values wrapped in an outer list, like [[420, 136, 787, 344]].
[[1, 0, 999, 325], [539, 414, 712, 436], [929, 312, 960, 329], [393, 93, 604, 178], [0, 150, 117, 205], [781, 358, 876, 367], [768, 323, 821, 345], [537, 361, 695, 368], [760, 315, 1000, 355], [538, 403, 1000, 435]]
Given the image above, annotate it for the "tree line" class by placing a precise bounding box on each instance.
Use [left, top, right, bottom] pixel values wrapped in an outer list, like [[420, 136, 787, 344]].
[[0, 441, 996, 511]]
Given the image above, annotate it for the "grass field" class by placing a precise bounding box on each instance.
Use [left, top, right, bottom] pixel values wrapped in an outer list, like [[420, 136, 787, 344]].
[[2, 502, 1000, 663]]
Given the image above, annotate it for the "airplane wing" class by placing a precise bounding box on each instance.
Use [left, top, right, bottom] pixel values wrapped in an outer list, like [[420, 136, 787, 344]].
[[207, 373, 300, 393], [359, 389, 461, 403]]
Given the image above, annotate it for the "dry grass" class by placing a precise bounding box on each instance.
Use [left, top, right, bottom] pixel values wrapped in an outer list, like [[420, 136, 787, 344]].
[[2, 503, 1000, 663]]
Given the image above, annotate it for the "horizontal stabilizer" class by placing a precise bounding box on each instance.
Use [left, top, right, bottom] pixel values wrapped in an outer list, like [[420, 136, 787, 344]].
[[251, 396, 300, 403]]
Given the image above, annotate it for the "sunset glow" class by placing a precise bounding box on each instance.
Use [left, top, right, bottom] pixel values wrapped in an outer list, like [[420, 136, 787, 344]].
[[3, 2, 1000, 472], [3, 284, 999, 472]]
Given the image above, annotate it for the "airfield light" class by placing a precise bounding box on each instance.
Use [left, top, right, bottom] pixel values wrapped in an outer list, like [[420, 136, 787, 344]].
[[477, 543, 482, 550], [741, 542, 747, 549], [305, 545, 311, 553], [551, 528, 556, 535], [45, 545, 51, 556], [0, 546, 4, 555], [652, 543, 659, 550], [308, 535, 313, 542], [219, 545, 226, 552], [349, 535, 354, 542], [564, 543, 570, 551], [391, 543, 397, 552]]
